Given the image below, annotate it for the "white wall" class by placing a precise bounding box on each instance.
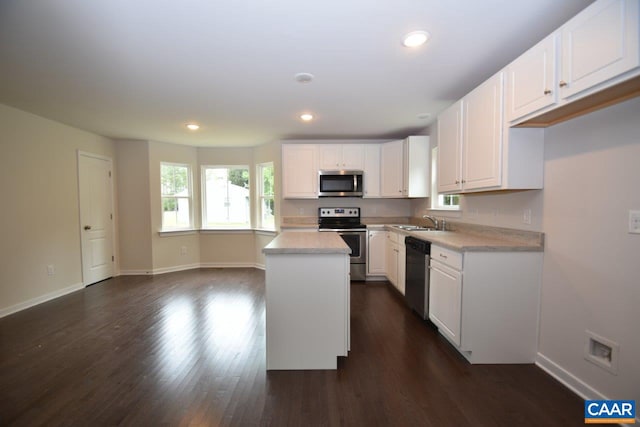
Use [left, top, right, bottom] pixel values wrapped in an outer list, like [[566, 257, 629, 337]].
[[538, 98, 640, 402], [116, 139, 153, 273], [0, 104, 116, 316]]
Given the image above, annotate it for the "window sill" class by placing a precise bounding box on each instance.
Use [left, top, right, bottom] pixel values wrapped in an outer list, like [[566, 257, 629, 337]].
[[200, 228, 253, 234], [158, 228, 277, 237]]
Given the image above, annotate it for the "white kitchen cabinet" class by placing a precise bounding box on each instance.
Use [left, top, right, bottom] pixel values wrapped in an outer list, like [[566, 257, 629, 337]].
[[384, 230, 406, 294], [318, 144, 364, 170], [380, 140, 404, 197], [282, 144, 318, 199], [366, 229, 386, 276], [397, 237, 406, 295], [560, 0, 639, 100], [385, 231, 399, 287], [437, 73, 544, 194], [437, 101, 463, 193], [506, 0, 640, 126], [428, 244, 542, 364], [363, 144, 381, 198], [429, 251, 463, 346], [506, 33, 558, 122], [380, 136, 430, 198], [462, 73, 503, 191]]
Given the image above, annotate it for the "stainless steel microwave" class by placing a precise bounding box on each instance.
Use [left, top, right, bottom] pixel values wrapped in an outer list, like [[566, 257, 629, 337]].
[[318, 170, 364, 197]]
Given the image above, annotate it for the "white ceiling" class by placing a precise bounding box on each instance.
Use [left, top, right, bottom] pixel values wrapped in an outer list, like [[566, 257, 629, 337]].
[[0, 0, 593, 147]]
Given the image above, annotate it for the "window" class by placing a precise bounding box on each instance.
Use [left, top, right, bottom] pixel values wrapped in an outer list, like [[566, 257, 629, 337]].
[[257, 162, 275, 230], [430, 147, 460, 210], [161, 163, 193, 230], [202, 166, 250, 228]]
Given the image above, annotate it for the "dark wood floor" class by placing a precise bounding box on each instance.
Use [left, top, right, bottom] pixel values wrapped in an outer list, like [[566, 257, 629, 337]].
[[0, 268, 592, 426]]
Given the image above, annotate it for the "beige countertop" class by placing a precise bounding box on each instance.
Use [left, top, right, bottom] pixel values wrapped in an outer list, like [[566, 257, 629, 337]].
[[263, 231, 351, 254], [394, 228, 542, 252]]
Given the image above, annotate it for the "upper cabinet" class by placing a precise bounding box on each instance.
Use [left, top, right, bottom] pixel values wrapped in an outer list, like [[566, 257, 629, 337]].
[[318, 144, 364, 170], [282, 144, 318, 199], [438, 72, 544, 194], [507, 0, 640, 125], [560, 0, 639, 100], [506, 34, 558, 122], [380, 136, 430, 198], [363, 144, 381, 198], [462, 73, 503, 191]]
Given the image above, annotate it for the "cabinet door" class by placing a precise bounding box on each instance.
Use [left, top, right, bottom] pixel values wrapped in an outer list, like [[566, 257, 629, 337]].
[[437, 101, 463, 194], [404, 136, 430, 198], [385, 234, 398, 286], [380, 140, 404, 197], [429, 259, 462, 346], [397, 240, 406, 295], [506, 33, 558, 122], [367, 230, 386, 275], [363, 144, 381, 198], [318, 144, 342, 169], [341, 145, 365, 170], [560, 0, 640, 100], [463, 72, 503, 191], [282, 144, 318, 199]]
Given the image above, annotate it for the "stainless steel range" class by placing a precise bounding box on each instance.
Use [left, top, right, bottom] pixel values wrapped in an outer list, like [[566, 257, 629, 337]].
[[318, 207, 367, 281]]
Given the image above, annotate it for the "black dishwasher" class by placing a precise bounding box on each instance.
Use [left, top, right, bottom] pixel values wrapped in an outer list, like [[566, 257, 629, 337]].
[[405, 236, 430, 319]]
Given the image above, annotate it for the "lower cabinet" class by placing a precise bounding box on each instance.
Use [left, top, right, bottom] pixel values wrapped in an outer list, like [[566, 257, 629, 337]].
[[385, 230, 406, 295], [429, 244, 542, 364], [366, 230, 386, 276], [429, 256, 462, 347]]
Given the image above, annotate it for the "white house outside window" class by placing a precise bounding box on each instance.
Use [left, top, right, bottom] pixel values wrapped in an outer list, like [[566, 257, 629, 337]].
[[202, 166, 250, 228], [257, 162, 275, 230], [161, 162, 193, 230]]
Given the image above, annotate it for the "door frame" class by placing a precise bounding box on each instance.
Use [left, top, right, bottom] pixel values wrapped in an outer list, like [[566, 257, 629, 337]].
[[77, 150, 117, 286]]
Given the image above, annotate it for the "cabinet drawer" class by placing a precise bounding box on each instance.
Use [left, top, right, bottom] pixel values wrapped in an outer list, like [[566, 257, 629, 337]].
[[431, 245, 462, 270]]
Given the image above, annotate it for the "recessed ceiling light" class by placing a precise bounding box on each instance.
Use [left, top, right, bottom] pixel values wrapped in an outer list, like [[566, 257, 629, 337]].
[[185, 123, 200, 131], [403, 30, 430, 48], [294, 73, 314, 83], [300, 113, 314, 122]]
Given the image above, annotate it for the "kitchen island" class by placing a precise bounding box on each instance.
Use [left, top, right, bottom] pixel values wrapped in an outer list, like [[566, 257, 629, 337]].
[[262, 231, 351, 370]]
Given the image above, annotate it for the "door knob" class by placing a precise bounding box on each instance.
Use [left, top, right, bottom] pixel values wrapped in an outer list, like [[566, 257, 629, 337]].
[[84, 225, 92, 230]]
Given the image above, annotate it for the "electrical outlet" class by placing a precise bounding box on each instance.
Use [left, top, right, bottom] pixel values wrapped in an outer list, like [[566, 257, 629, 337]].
[[523, 209, 532, 225], [46, 265, 55, 276], [629, 210, 640, 234], [180, 246, 187, 255], [298, 208, 304, 215]]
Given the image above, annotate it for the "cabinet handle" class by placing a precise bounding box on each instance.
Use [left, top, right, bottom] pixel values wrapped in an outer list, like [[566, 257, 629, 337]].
[[544, 89, 552, 95], [559, 81, 567, 88], [455, 180, 459, 184], [461, 180, 466, 184], [439, 254, 448, 259]]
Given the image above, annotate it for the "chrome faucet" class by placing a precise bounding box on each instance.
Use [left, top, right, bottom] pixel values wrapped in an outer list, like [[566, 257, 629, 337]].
[[422, 215, 439, 230]]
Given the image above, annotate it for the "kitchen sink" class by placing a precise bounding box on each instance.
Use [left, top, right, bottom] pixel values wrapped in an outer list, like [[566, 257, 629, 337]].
[[392, 225, 436, 231]]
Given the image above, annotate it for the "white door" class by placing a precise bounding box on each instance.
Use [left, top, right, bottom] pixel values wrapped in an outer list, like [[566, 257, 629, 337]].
[[78, 152, 114, 285], [437, 100, 463, 193]]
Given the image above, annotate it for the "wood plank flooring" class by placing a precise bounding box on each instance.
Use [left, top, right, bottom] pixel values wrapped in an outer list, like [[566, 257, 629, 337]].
[[0, 268, 593, 426]]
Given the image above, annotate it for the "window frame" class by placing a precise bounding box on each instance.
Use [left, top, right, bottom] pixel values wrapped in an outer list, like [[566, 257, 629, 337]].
[[201, 164, 251, 230], [256, 162, 275, 230], [160, 162, 194, 231]]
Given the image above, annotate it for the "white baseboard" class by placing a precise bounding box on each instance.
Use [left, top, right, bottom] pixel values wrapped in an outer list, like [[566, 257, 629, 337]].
[[119, 269, 154, 275], [152, 263, 202, 275], [535, 352, 608, 400], [536, 353, 640, 425], [0, 282, 84, 318], [200, 262, 258, 269]]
